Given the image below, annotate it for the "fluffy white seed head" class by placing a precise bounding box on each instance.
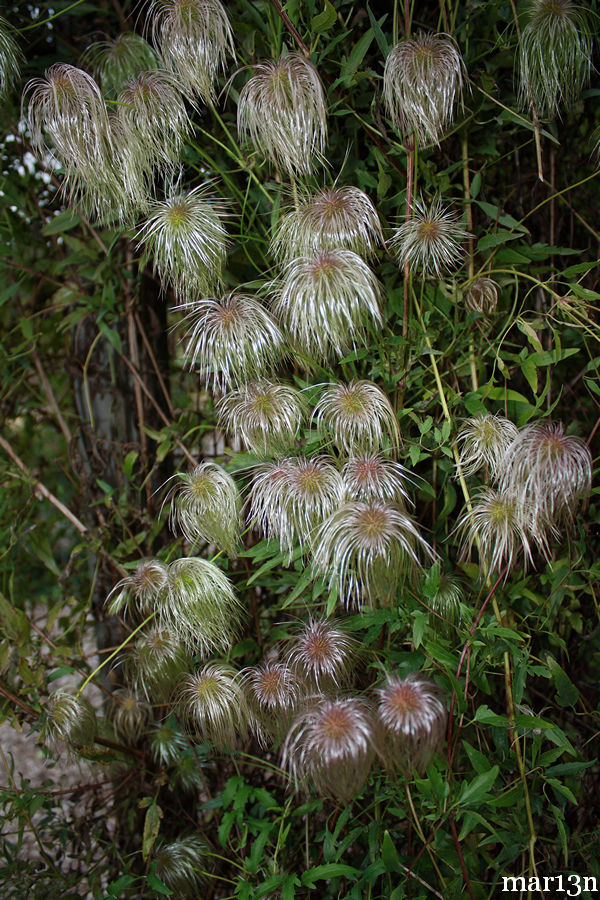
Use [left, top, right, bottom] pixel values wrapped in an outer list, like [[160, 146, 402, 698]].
[[108, 559, 169, 618], [24, 64, 122, 219], [136, 184, 228, 301], [271, 186, 383, 262], [341, 454, 412, 506], [45, 689, 97, 750], [217, 380, 306, 458], [313, 381, 400, 455], [383, 32, 465, 145], [271, 249, 382, 364], [179, 292, 285, 391], [286, 618, 356, 689], [179, 663, 248, 748], [518, 0, 592, 119], [313, 500, 434, 607], [168, 462, 241, 557], [150, 0, 235, 103], [150, 718, 188, 765], [376, 673, 447, 772], [123, 627, 191, 702], [154, 834, 209, 896], [115, 69, 194, 204], [162, 557, 242, 652], [390, 196, 470, 278], [282, 696, 376, 803], [0, 15, 22, 97], [465, 277, 499, 316], [108, 688, 152, 743], [248, 456, 344, 561], [237, 53, 327, 175], [82, 33, 160, 96], [499, 421, 592, 528], [456, 413, 519, 479], [458, 486, 534, 577], [242, 661, 301, 744]]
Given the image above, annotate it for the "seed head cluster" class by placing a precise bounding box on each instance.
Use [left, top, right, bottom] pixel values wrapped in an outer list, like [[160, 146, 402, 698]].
[[457, 416, 592, 576]]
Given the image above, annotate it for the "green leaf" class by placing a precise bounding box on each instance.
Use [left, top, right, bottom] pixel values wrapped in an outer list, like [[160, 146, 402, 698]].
[[301, 863, 360, 887], [340, 29, 374, 83], [0, 593, 30, 646], [458, 765, 499, 806], [146, 869, 173, 896], [381, 830, 400, 873], [107, 875, 136, 896], [98, 318, 122, 354], [142, 799, 163, 860], [42, 209, 81, 235], [312, 0, 336, 33], [546, 655, 579, 707]]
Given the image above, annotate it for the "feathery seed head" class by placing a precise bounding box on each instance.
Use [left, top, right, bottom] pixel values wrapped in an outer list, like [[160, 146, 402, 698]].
[[272, 186, 383, 261], [342, 454, 412, 505], [150, 0, 235, 103], [45, 688, 97, 749], [272, 249, 382, 363], [154, 834, 209, 896], [151, 718, 188, 765], [0, 16, 21, 97], [248, 456, 344, 561], [426, 571, 463, 639], [108, 559, 169, 618], [237, 53, 327, 175], [108, 688, 152, 743], [172, 751, 205, 791], [286, 618, 355, 689], [115, 69, 193, 202], [376, 673, 447, 772], [313, 500, 433, 607], [390, 196, 470, 277], [383, 33, 465, 145], [282, 696, 375, 803], [243, 661, 301, 743], [163, 557, 242, 652], [169, 462, 241, 557], [124, 627, 191, 701], [24, 64, 122, 219], [465, 277, 499, 316], [456, 413, 519, 479], [500, 421, 592, 526], [83, 33, 160, 96], [179, 292, 285, 391], [458, 486, 534, 577], [217, 380, 306, 458], [137, 185, 228, 301], [518, 0, 592, 118], [314, 381, 400, 454], [179, 663, 248, 748]]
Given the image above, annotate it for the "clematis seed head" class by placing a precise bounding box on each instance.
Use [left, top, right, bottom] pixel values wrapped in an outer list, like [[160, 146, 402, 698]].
[[517, 0, 592, 119], [286, 618, 355, 690], [376, 673, 447, 773], [168, 462, 241, 557], [383, 33, 465, 145], [82, 33, 160, 96], [456, 413, 519, 480], [390, 196, 470, 278], [136, 184, 228, 302], [217, 380, 306, 458], [282, 696, 376, 803], [271, 186, 383, 262], [237, 53, 327, 175], [179, 662, 248, 748], [179, 292, 285, 391], [313, 381, 400, 455]]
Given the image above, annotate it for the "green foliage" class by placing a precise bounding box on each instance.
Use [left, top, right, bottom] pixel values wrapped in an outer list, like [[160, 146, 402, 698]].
[[0, 0, 599, 898]]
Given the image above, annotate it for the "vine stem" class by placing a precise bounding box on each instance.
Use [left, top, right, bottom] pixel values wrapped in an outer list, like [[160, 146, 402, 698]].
[[461, 131, 478, 392], [405, 784, 447, 890], [414, 291, 539, 887], [76, 611, 156, 697]]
